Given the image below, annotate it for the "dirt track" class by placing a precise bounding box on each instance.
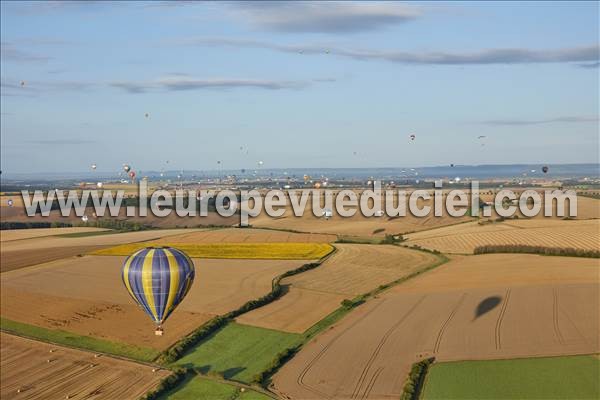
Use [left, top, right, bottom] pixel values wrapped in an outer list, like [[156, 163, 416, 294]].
[[237, 245, 439, 333], [405, 219, 600, 254], [1, 256, 308, 349], [0, 333, 169, 400], [272, 254, 600, 399]]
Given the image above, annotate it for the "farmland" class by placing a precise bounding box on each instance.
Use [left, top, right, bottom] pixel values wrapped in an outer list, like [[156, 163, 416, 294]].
[[237, 244, 441, 333], [158, 376, 271, 400], [0, 333, 169, 400], [405, 218, 600, 254], [0, 228, 200, 272], [174, 323, 301, 383], [93, 242, 333, 259], [1, 255, 309, 351], [272, 254, 600, 399], [422, 355, 600, 399]]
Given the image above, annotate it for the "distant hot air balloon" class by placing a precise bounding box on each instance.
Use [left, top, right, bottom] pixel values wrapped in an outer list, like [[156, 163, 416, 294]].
[[409, 134, 416, 141], [258, 160, 264, 167], [123, 164, 131, 173], [145, 113, 149, 118], [20, 81, 25, 86], [121, 247, 195, 334], [7, 199, 14, 207], [314, 182, 322, 189], [91, 163, 97, 170], [81, 215, 89, 222], [96, 182, 103, 188], [450, 164, 455, 167], [542, 166, 549, 174], [129, 171, 136, 179], [478, 135, 486, 139]]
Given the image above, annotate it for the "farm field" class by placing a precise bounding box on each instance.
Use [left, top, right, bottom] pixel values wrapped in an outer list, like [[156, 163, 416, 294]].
[[272, 254, 600, 399], [93, 242, 333, 260], [1, 255, 308, 350], [422, 355, 600, 399], [405, 218, 600, 254], [154, 228, 336, 244], [0, 227, 109, 242], [174, 322, 301, 384], [0, 228, 201, 271], [0, 333, 169, 400], [237, 244, 440, 333], [158, 375, 271, 400]]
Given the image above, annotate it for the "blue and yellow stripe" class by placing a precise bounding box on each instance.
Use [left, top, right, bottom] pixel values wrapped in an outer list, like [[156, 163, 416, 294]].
[[121, 247, 195, 325]]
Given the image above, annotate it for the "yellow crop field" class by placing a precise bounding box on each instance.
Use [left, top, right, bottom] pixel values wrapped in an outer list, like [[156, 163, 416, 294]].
[[92, 242, 334, 260]]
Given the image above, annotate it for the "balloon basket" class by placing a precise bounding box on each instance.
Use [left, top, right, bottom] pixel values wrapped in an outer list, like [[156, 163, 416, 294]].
[[155, 327, 164, 336]]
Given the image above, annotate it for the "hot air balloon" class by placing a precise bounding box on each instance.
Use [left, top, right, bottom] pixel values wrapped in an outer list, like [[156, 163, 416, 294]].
[[258, 160, 264, 167], [91, 163, 97, 170], [123, 164, 131, 173], [129, 171, 136, 179], [121, 247, 195, 335], [542, 166, 549, 174], [477, 135, 486, 139], [7, 199, 14, 207], [20, 81, 25, 87], [409, 134, 416, 141], [96, 182, 103, 188], [81, 215, 89, 222], [145, 113, 149, 118], [241, 168, 246, 174], [314, 182, 322, 189]]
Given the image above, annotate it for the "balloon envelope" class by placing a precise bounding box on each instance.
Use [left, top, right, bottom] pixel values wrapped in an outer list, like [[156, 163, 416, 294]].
[[122, 247, 195, 326]]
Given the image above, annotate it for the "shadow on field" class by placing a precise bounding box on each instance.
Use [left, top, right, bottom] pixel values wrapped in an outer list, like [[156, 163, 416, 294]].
[[474, 296, 502, 320]]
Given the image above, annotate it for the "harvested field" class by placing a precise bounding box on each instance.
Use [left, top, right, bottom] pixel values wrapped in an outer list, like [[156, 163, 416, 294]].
[[92, 242, 333, 260], [0, 333, 169, 400], [155, 228, 336, 244], [405, 218, 600, 254], [1, 255, 309, 350], [0, 228, 199, 272], [237, 245, 440, 333], [0, 227, 109, 242], [272, 254, 600, 399]]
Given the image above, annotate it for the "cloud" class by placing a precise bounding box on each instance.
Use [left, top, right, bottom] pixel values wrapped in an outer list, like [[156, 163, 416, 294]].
[[26, 138, 96, 145], [481, 116, 599, 126], [1, 41, 50, 63], [577, 61, 600, 69], [180, 37, 600, 65], [229, 1, 420, 33], [110, 75, 309, 93]]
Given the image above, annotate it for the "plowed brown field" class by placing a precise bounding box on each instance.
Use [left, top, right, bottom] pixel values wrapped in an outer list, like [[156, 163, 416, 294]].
[[0, 333, 169, 400], [272, 254, 600, 399], [0, 229, 199, 272]]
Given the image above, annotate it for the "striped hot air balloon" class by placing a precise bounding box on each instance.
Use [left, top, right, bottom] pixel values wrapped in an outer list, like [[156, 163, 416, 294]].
[[121, 247, 195, 335]]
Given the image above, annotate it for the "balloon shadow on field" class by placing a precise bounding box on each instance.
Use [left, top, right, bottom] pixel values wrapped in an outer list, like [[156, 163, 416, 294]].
[[474, 296, 502, 320]]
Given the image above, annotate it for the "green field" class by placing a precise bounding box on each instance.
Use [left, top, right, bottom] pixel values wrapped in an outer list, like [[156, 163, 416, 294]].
[[158, 376, 270, 400], [423, 355, 600, 399], [0, 318, 159, 362], [174, 323, 300, 383]]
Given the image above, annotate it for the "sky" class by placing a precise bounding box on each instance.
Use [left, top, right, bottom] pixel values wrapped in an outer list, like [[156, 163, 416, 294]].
[[1, 1, 599, 174]]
